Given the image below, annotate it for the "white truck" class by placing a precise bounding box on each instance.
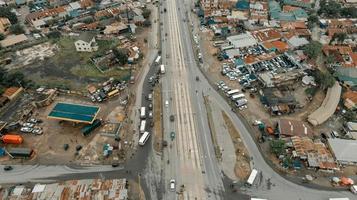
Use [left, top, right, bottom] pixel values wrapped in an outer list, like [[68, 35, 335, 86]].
[[160, 64, 165, 74], [140, 107, 146, 119], [246, 169, 258, 186], [231, 93, 245, 101], [140, 120, 146, 134], [235, 98, 248, 107]]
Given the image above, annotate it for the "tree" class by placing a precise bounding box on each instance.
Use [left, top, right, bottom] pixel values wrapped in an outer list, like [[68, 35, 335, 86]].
[[340, 7, 357, 18], [47, 31, 61, 39], [314, 70, 335, 89], [270, 139, 285, 156], [0, 7, 18, 24], [318, 0, 341, 17], [303, 41, 322, 59], [113, 48, 128, 65], [330, 32, 347, 44], [9, 24, 25, 34], [344, 110, 356, 121], [0, 33, 5, 41], [143, 19, 151, 27], [307, 14, 318, 29], [325, 55, 335, 64], [83, 17, 94, 24], [142, 8, 151, 19]]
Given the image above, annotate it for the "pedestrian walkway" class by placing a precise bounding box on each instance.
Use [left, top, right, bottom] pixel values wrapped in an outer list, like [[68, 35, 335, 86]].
[[210, 100, 237, 180]]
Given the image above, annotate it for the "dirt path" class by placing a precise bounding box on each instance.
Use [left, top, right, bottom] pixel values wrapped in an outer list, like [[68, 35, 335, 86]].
[[203, 96, 221, 160], [221, 112, 251, 180], [153, 84, 163, 153]]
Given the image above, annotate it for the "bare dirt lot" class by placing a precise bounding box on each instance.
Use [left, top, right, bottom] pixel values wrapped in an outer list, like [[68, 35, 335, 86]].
[[222, 112, 251, 180], [0, 93, 134, 165], [153, 84, 162, 153]]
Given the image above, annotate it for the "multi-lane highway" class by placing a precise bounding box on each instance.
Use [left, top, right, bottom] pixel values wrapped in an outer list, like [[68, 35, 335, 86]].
[[160, 0, 225, 198]]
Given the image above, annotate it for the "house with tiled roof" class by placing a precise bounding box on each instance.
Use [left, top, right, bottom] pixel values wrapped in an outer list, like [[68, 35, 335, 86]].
[[0, 17, 11, 34], [2, 87, 23, 100]]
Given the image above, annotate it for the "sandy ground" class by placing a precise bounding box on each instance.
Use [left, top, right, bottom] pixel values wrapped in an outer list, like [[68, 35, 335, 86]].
[[221, 112, 251, 180], [128, 179, 146, 200]]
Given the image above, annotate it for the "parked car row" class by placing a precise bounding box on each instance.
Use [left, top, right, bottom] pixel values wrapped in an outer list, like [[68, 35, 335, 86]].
[[216, 81, 248, 110], [90, 80, 127, 103], [249, 54, 297, 74], [20, 119, 43, 135]]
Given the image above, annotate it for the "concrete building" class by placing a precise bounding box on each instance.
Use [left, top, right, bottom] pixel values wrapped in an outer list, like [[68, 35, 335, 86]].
[[227, 32, 257, 48], [328, 139, 357, 165], [0, 17, 11, 34], [74, 32, 98, 52]]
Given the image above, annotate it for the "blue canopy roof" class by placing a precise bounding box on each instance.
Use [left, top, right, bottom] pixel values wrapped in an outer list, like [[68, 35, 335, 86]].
[[48, 102, 100, 124]]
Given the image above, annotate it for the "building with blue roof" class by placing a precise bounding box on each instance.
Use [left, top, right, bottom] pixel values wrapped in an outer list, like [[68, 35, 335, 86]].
[[236, 0, 250, 10], [283, 0, 311, 9]]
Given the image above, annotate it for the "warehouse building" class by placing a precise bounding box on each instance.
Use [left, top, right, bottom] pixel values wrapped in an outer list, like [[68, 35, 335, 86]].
[[328, 139, 357, 165]]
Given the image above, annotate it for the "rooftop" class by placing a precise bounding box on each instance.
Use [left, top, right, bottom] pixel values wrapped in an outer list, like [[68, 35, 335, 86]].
[[227, 32, 257, 48], [0, 34, 28, 48], [328, 139, 357, 163], [278, 118, 314, 137], [48, 102, 100, 124]]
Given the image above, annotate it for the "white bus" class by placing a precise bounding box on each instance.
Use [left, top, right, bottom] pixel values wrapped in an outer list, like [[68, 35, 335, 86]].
[[213, 40, 225, 47], [231, 93, 245, 100], [246, 169, 258, 186], [155, 55, 161, 64], [139, 131, 150, 146], [160, 64, 165, 74], [140, 107, 146, 119], [226, 89, 240, 97], [140, 120, 146, 134]]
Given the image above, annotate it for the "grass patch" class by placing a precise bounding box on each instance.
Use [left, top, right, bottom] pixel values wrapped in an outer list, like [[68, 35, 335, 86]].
[[71, 65, 131, 80]]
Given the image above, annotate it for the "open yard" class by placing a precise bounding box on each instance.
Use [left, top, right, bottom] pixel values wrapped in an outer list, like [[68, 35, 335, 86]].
[[0, 93, 133, 165], [17, 37, 130, 90]]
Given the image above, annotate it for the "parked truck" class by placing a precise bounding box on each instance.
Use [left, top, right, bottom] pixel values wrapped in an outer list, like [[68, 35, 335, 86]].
[[1, 134, 23, 144], [8, 147, 33, 158], [81, 119, 102, 136]]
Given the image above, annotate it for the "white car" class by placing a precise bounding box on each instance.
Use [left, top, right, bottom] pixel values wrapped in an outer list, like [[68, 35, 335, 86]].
[[32, 128, 43, 135], [169, 179, 175, 191], [149, 111, 153, 118], [21, 127, 33, 133], [22, 123, 34, 128], [165, 100, 169, 107]]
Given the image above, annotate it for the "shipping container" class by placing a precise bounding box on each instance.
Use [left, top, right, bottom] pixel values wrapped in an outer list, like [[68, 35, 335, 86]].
[[1, 134, 23, 144], [81, 119, 102, 136], [8, 147, 33, 158], [108, 89, 119, 98]]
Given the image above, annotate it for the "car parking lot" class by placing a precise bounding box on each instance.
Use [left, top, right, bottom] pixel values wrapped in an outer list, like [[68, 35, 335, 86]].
[[221, 54, 298, 89], [216, 80, 248, 110]]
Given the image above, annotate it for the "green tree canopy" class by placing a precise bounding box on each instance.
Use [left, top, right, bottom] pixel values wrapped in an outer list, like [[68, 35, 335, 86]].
[[113, 48, 128, 65], [0, 33, 5, 41], [0, 7, 18, 24], [142, 8, 151, 19], [303, 41, 322, 59], [314, 70, 335, 89], [270, 139, 286, 156], [9, 24, 25, 34]]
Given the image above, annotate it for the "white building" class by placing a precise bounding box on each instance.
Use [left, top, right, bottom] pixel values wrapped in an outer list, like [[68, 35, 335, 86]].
[[328, 138, 357, 165], [74, 32, 98, 52]]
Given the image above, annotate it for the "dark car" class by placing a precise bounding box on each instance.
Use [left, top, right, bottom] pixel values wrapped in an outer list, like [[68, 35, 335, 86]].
[[170, 115, 175, 122], [320, 133, 329, 140], [112, 163, 119, 167], [4, 166, 13, 171]]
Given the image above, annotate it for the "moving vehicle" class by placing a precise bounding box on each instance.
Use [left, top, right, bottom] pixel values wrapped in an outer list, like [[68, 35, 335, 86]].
[[1, 134, 23, 144], [165, 100, 169, 107], [328, 198, 350, 200], [169, 179, 176, 191], [140, 107, 146, 119], [170, 115, 174, 122], [246, 169, 258, 186], [81, 119, 102, 136], [4, 166, 13, 171], [160, 65, 165, 74], [140, 120, 147, 134], [226, 89, 240, 97], [139, 131, 150, 146], [148, 111, 153, 118], [231, 93, 245, 100], [155, 55, 161, 64], [149, 103, 153, 110], [148, 93, 153, 101]]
